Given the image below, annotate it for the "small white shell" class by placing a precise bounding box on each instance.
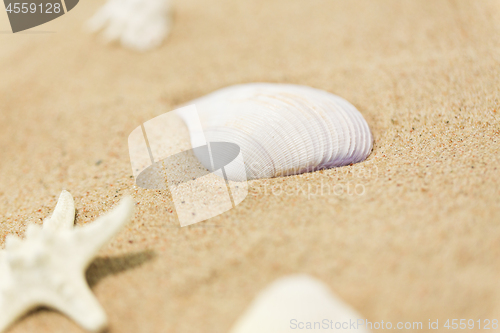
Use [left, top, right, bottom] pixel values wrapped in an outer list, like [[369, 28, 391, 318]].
[[229, 275, 369, 333], [178, 83, 373, 180]]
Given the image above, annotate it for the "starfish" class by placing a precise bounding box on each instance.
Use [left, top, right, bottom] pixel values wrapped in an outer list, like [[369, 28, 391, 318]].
[[87, 0, 171, 51], [0, 190, 134, 332]]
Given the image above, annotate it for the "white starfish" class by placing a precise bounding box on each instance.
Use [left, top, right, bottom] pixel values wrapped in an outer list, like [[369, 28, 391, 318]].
[[0, 191, 134, 333], [86, 0, 171, 51]]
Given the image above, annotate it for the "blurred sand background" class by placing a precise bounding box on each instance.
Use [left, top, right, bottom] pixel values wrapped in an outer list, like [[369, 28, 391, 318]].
[[0, 0, 499, 332]]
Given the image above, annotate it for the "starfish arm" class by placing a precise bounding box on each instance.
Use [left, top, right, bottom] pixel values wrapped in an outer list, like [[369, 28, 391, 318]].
[[43, 190, 75, 231], [0, 244, 39, 333], [75, 197, 134, 265], [45, 275, 108, 333], [0, 297, 36, 333], [0, 251, 8, 286], [0, 251, 19, 333]]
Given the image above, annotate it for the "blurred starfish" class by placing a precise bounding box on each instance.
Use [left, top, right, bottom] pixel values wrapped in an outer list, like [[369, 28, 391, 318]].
[[87, 0, 171, 51], [0, 191, 134, 332]]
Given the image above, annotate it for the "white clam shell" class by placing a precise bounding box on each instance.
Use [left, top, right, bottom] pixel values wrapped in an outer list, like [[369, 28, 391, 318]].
[[178, 83, 373, 180], [229, 275, 369, 333]]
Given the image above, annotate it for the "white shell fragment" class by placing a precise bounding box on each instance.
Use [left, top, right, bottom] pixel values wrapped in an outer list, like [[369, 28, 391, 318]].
[[229, 275, 370, 333], [178, 83, 373, 180], [0, 191, 134, 333], [87, 0, 171, 51]]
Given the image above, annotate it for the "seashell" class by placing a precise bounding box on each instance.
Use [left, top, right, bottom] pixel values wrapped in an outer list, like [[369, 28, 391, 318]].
[[178, 83, 373, 181], [229, 274, 369, 333]]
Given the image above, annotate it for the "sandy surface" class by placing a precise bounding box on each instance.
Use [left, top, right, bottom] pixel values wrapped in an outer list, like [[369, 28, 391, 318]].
[[0, 0, 499, 332]]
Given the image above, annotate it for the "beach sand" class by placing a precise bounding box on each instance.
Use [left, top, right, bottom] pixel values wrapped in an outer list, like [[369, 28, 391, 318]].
[[0, 0, 499, 332]]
